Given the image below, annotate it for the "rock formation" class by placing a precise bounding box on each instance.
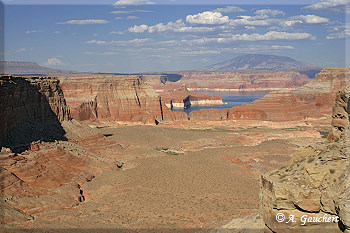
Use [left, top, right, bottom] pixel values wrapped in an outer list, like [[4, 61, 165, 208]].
[[60, 75, 187, 124], [260, 85, 350, 232], [190, 68, 349, 122], [159, 85, 223, 109], [0, 75, 124, 224], [142, 70, 312, 93], [0, 75, 71, 149]]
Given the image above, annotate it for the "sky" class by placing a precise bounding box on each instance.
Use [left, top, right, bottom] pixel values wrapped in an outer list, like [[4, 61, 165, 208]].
[[3, 0, 349, 73]]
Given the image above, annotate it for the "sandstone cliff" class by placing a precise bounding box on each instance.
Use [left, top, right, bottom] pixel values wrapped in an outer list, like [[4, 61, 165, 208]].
[[0, 75, 71, 149], [190, 68, 349, 122], [142, 70, 311, 93], [260, 85, 350, 232], [160, 85, 223, 109], [0, 75, 124, 224], [60, 75, 187, 124]]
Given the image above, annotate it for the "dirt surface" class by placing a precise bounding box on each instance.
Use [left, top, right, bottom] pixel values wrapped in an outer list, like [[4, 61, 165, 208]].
[[2, 122, 324, 231]]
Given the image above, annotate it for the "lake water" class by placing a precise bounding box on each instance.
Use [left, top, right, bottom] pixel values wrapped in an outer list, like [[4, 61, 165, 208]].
[[171, 91, 269, 115]]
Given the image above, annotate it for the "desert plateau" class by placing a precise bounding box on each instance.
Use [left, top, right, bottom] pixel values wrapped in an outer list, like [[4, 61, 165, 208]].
[[1, 1, 349, 232]]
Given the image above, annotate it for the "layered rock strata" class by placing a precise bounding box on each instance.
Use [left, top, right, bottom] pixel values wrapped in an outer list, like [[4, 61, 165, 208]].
[[141, 71, 312, 93], [60, 75, 187, 124], [260, 85, 350, 232], [160, 85, 223, 109], [0, 75, 71, 148], [190, 68, 349, 122], [0, 75, 123, 224]]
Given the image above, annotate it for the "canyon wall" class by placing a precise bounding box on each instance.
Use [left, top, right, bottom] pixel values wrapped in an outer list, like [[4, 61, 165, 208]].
[[260, 85, 350, 232], [190, 68, 349, 122], [141, 71, 312, 93], [159, 85, 223, 109], [60, 75, 187, 124], [0, 75, 71, 148]]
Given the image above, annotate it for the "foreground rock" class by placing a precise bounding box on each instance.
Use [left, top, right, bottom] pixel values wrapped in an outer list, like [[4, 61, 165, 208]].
[[190, 68, 349, 122], [0, 75, 71, 149], [60, 75, 187, 124], [0, 76, 123, 225], [260, 85, 350, 232]]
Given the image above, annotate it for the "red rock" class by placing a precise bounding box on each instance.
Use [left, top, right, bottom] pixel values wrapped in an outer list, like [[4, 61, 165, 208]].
[[60, 75, 187, 124], [190, 68, 350, 122], [141, 71, 311, 93]]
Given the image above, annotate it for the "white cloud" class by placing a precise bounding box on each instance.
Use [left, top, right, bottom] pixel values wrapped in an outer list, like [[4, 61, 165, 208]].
[[127, 16, 140, 20], [214, 6, 245, 13], [291, 15, 329, 24], [110, 31, 124, 35], [113, 0, 155, 7], [25, 30, 38, 34], [110, 10, 132, 14], [53, 31, 61, 34], [186, 11, 230, 25], [57, 19, 109, 25], [115, 17, 123, 20], [86, 38, 152, 46], [305, 0, 350, 13], [255, 9, 285, 19], [128, 19, 214, 33], [271, 45, 295, 50], [43, 58, 65, 66], [326, 29, 350, 39], [15, 48, 27, 53], [228, 16, 274, 27]]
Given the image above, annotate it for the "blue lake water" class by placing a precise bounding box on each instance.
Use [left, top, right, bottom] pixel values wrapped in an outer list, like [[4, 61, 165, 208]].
[[171, 91, 269, 115]]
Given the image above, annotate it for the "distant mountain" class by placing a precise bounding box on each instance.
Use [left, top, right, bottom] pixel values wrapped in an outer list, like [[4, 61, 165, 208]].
[[202, 54, 320, 71], [0, 61, 88, 76]]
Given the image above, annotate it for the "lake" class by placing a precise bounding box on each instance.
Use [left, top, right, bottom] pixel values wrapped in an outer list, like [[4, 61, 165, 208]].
[[171, 91, 269, 115]]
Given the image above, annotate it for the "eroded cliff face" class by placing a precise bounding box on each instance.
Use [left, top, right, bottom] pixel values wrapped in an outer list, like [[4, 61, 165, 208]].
[[260, 85, 350, 232], [142, 71, 312, 93], [0, 76, 124, 224], [159, 85, 223, 109], [190, 68, 349, 122], [0, 75, 71, 148], [60, 75, 187, 124]]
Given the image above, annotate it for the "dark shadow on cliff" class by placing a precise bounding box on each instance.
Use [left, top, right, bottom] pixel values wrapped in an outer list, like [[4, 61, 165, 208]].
[[1, 77, 67, 153]]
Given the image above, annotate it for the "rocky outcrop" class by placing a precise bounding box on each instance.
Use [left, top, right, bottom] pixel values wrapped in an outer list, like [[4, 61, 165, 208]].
[[60, 75, 187, 124], [0, 75, 125, 224], [142, 71, 312, 93], [0, 75, 71, 148], [160, 85, 223, 109], [260, 85, 350, 232], [190, 68, 349, 122]]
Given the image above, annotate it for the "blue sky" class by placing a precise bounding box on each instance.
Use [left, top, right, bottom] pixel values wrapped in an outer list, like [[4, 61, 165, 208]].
[[3, 0, 349, 73]]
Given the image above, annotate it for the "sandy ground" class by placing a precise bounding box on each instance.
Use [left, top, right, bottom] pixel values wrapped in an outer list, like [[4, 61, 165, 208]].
[[3, 123, 326, 231]]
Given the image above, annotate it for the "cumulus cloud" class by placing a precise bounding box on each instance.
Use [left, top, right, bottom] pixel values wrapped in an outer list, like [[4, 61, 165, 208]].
[[110, 31, 124, 35], [214, 6, 245, 13], [113, 0, 155, 7], [186, 11, 230, 25], [128, 19, 214, 33], [43, 58, 65, 66], [305, 0, 350, 13], [291, 15, 329, 24], [57, 19, 109, 25]]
